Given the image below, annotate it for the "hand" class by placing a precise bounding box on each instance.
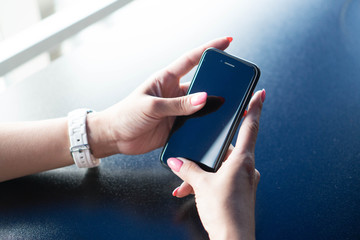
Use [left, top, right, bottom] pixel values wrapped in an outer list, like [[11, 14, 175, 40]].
[[87, 37, 232, 157], [167, 89, 266, 240]]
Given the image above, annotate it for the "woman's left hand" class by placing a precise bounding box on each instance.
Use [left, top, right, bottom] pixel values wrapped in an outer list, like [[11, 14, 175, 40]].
[[87, 37, 232, 157]]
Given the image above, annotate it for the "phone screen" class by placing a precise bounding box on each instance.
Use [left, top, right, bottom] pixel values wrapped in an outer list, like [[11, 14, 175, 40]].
[[160, 48, 259, 172]]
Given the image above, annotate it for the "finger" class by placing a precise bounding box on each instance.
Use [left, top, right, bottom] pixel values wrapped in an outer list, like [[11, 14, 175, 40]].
[[165, 37, 232, 79], [243, 110, 248, 118], [235, 89, 266, 154], [180, 81, 191, 95], [223, 144, 234, 161], [255, 169, 261, 187], [254, 169, 260, 201], [167, 157, 207, 188], [155, 92, 207, 117], [172, 182, 194, 198]]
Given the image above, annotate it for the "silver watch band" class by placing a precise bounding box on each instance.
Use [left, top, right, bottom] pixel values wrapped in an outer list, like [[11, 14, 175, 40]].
[[68, 109, 101, 168]]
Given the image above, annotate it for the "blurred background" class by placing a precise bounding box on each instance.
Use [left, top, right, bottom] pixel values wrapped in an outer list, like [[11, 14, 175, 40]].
[[0, 0, 133, 93], [0, 0, 359, 239]]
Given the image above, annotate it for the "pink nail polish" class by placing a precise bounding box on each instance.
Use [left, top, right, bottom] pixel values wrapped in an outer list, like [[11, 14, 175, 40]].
[[172, 187, 180, 197], [243, 110, 248, 117], [261, 89, 266, 103], [191, 92, 207, 106], [226, 37, 233, 43], [167, 158, 183, 172]]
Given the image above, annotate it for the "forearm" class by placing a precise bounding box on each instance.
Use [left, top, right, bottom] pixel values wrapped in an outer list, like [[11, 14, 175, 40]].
[[0, 118, 73, 182]]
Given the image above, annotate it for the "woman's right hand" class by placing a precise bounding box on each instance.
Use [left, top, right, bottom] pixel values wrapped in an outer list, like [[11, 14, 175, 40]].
[[167, 89, 265, 240]]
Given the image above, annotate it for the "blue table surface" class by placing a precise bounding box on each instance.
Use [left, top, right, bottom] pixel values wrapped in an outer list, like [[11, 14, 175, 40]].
[[0, 0, 359, 239]]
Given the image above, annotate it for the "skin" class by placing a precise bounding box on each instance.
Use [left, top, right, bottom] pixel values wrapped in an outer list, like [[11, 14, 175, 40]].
[[168, 90, 265, 240], [0, 37, 265, 239], [0, 37, 230, 181]]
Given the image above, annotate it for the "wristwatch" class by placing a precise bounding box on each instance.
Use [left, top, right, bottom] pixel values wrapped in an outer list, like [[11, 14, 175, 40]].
[[68, 108, 101, 168]]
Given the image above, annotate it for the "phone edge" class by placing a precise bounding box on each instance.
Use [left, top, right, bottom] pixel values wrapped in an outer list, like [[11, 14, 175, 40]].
[[212, 63, 261, 172], [159, 48, 261, 172]]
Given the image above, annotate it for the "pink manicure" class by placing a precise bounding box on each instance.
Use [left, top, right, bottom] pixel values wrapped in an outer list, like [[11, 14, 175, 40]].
[[261, 89, 266, 103], [243, 110, 248, 117], [191, 92, 207, 106], [172, 187, 180, 197], [167, 158, 183, 172]]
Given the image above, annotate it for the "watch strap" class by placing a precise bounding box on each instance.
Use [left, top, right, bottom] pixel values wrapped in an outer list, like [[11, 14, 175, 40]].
[[68, 109, 101, 168]]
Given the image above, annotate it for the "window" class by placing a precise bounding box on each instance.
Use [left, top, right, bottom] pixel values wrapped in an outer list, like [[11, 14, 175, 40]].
[[0, 0, 133, 93]]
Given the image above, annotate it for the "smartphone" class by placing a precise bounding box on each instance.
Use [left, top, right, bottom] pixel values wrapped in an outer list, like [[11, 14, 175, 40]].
[[160, 48, 260, 172]]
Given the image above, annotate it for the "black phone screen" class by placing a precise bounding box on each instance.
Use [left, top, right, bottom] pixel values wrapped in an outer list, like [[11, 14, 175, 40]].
[[160, 48, 259, 171]]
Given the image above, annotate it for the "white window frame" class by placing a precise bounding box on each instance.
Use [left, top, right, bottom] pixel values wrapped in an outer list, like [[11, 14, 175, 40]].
[[0, 0, 132, 77]]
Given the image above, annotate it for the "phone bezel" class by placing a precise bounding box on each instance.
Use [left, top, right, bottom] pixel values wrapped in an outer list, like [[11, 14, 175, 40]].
[[160, 48, 261, 172]]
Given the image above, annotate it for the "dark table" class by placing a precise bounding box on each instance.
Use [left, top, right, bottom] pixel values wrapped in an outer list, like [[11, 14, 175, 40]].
[[1, 0, 359, 239]]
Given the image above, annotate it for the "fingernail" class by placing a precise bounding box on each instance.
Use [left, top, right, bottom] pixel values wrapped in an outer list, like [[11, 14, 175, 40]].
[[172, 187, 180, 197], [226, 37, 233, 43], [261, 89, 266, 103], [167, 158, 183, 172], [191, 92, 207, 106], [243, 110, 248, 117]]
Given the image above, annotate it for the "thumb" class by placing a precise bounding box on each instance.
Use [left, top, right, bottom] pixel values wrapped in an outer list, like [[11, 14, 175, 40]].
[[234, 89, 265, 154], [157, 92, 207, 117], [167, 157, 206, 187]]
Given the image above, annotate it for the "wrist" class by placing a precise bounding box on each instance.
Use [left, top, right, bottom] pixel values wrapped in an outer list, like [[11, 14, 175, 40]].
[[86, 111, 118, 158], [205, 208, 256, 240], [208, 224, 255, 240]]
